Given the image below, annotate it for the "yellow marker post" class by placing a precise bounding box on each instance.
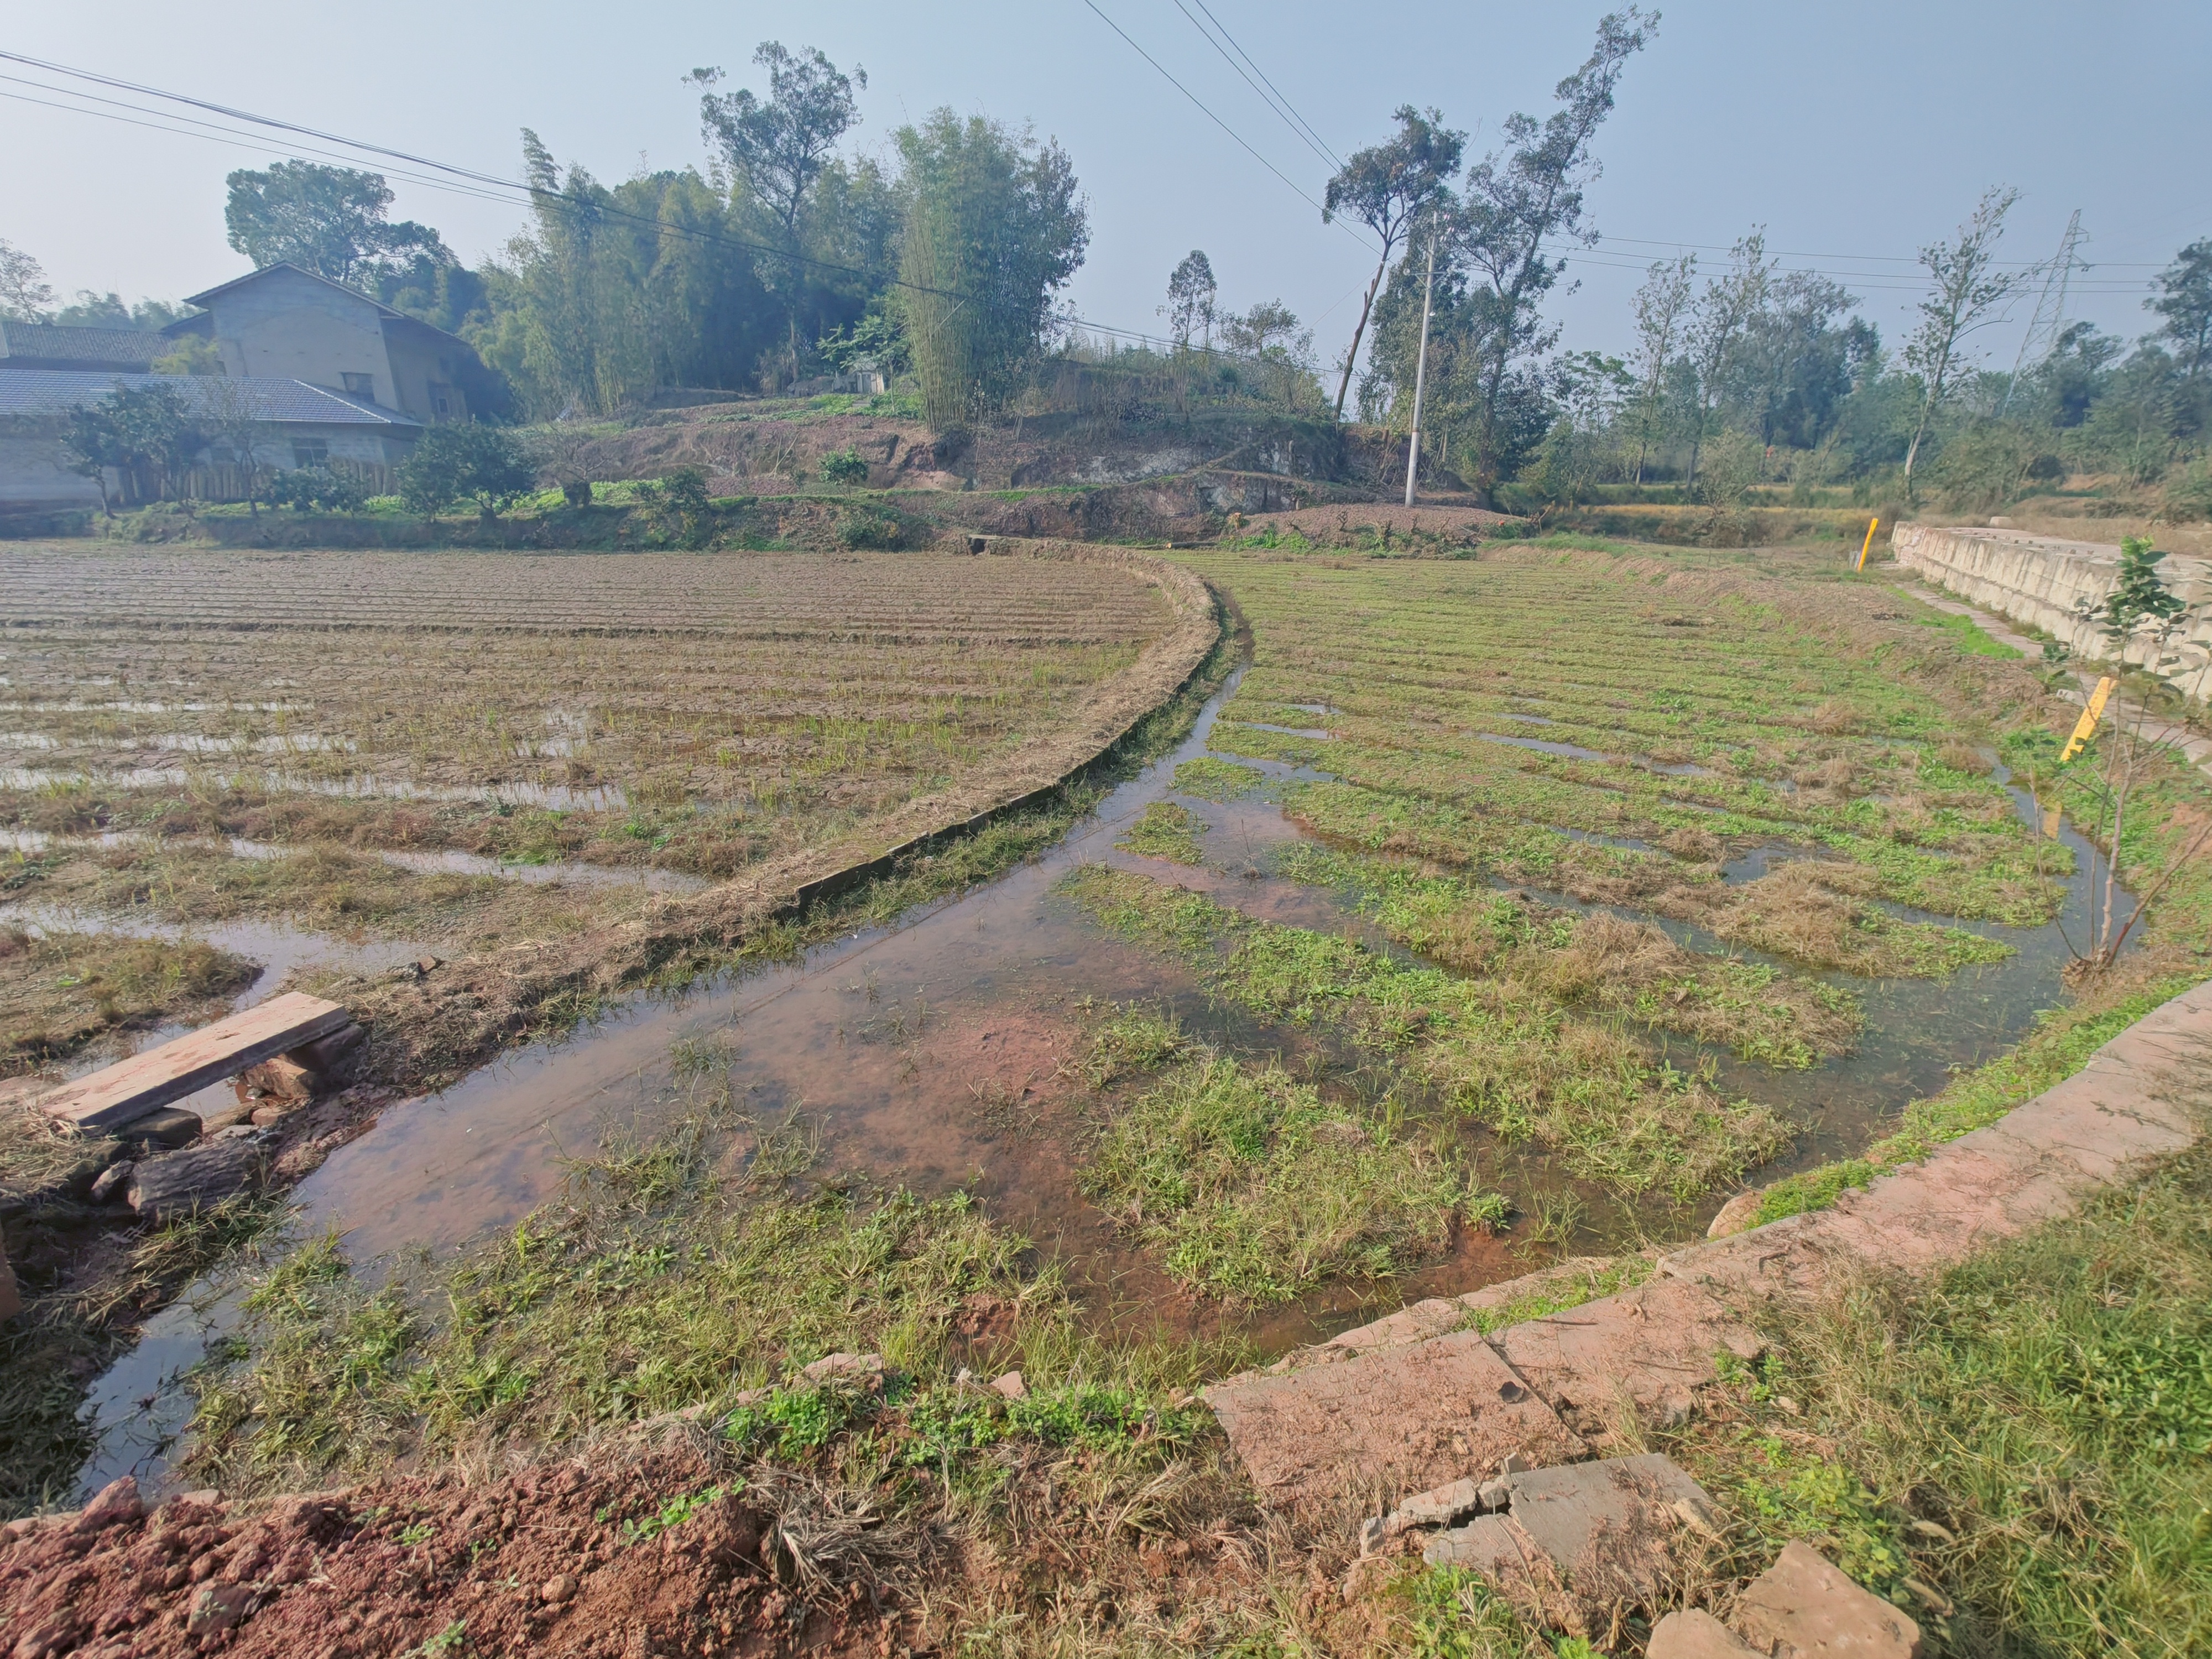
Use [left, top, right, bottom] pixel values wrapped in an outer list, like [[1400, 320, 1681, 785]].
[[1854, 517, 1879, 572], [2060, 676, 2118, 762]]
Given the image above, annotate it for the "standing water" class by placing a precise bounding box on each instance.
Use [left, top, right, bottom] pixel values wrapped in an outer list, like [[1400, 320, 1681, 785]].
[[69, 670, 2135, 1495]]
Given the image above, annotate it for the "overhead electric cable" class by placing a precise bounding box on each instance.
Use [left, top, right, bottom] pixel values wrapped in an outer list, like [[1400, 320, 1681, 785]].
[[1166, 0, 1340, 172], [0, 64, 1320, 370], [1185, 0, 1343, 168], [1073, 0, 1377, 255]]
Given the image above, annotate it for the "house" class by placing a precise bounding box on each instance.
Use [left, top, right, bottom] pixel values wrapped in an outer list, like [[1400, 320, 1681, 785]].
[[1, 262, 502, 518], [163, 264, 494, 426], [0, 371, 420, 513], [0, 320, 164, 373]]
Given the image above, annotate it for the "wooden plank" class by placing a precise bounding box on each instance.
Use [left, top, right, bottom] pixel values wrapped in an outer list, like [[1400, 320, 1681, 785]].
[[39, 993, 353, 1133]]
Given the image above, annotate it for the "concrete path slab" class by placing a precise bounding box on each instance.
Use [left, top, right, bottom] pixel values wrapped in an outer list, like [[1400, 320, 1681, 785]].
[[1201, 1328, 1587, 1511]]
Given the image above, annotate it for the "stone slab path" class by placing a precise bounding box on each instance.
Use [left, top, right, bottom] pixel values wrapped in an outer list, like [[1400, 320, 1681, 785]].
[[1206, 978, 2212, 1512]]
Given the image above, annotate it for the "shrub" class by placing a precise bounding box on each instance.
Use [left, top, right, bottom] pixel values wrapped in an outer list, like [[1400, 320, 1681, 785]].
[[262, 466, 368, 513], [395, 423, 535, 518], [838, 507, 903, 549], [818, 447, 869, 486]]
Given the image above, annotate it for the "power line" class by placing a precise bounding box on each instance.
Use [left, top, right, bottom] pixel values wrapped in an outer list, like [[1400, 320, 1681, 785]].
[[0, 66, 1319, 372], [1186, 0, 1343, 169], [1167, 0, 1342, 173], [1074, 0, 1376, 256]]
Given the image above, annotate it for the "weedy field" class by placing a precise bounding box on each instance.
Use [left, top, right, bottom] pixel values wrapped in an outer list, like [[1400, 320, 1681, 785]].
[[0, 545, 1176, 1075], [11, 531, 2212, 1659]]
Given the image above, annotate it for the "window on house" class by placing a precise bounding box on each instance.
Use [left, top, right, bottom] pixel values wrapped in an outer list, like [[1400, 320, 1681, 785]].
[[430, 384, 453, 418], [291, 439, 329, 468], [341, 372, 375, 398]]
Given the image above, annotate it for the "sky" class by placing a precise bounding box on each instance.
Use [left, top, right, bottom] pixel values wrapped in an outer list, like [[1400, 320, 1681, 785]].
[[6, 0, 2209, 374]]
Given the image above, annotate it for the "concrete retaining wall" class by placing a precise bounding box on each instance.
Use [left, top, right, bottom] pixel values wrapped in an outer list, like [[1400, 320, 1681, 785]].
[[1893, 522, 2212, 703]]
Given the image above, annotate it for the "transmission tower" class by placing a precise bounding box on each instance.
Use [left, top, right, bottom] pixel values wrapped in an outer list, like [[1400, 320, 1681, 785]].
[[2000, 210, 2088, 414]]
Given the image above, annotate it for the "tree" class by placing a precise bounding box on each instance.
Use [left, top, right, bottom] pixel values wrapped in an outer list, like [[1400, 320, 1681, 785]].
[[50, 292, 190, 330], [1900, 186, 2023, 502], [1448, 8, 1655, 498], [2147, 239, 2212, 386], [1323, 107, 1464, 419], [891, 111, 1089, 431], [1163, 251, 1218, 351], [225, 161, 451, 285], [59, 381, 195, 512], [694, 43, 868, 379], [395, 424, 536, 520], [1222, 300, 1312, 405], [478, 134, 781, 417], [0, 238, 54, 321], [1627, 253, 1694, 481], [1686, 231, 1772, 482]]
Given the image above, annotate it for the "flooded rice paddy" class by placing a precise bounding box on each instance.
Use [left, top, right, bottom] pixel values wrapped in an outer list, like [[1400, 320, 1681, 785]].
[[69, 640, 2132, 1496]]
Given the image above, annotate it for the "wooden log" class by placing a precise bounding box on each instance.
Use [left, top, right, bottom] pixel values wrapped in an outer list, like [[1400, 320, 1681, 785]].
[[127, 1138, 260, 1226], [39, 993, 353, 1133]]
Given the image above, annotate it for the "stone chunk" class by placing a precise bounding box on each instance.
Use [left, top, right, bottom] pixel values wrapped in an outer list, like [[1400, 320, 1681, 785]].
[[115, 1107, 201, 1152], [800, 1351, 884, 1388], [1649, 1608, 1762, 1658], [990, 1370, 1029, 1400], [1706, 1191, 1763, 1239], [1423, 1454, 1719, 1639], [1733, 1541, 1922, 1658], [74, 1475, 143, 1532], [1204, 1328, 1587, 1511], [185, 1581, 254, 1636], [1384, 1475, 1488, 1536]]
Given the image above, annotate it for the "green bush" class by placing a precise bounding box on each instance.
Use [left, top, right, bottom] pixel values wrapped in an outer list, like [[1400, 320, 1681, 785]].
[[395, 424, 536, 518], [838, 507, 903, 549], [818, 447, 869, 486], [262, 466, 367, 513]]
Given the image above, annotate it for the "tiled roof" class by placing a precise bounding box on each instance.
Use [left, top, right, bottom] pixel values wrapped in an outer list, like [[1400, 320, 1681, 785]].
[[0, 369, 421, 427], [0, 321, 165, 366]]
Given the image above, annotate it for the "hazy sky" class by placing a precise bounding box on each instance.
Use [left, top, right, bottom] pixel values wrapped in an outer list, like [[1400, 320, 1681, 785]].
[[7, 0, 2208, 372]]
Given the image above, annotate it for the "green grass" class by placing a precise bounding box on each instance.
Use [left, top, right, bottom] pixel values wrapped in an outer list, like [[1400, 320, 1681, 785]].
[[1061, 863, 1789, 1201], [1079, 1020, 1501, 1302], [1118, 800, 1209, 865], [1274, 840, 1864, 1068], [1676, 1144, 2212, 1656], [185, 1078, 1224, 1496], [1170, 755, 1266, 801]]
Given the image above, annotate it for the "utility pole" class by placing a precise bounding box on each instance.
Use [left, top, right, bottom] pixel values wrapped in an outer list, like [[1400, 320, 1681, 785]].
[[1404, 229, 1437, 508]]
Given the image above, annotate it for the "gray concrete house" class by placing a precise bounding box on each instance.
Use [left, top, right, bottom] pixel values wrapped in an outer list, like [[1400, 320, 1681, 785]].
[[163, 264, 484, 425], [0, 371, 420, 513], [0, 262, 499, 518]]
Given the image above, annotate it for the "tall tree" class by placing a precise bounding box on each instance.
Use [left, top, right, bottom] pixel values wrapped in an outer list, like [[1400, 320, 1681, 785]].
[[694, 43, 867, 378], [1448, 7, 1655, 498], [1686, 231, 1772, 481], [1163, 250, 1218, 350], [1628, 252, 1694, 481], [2148, 239, 2212, 388], [0, 238, 55, 321], [1900, 186, 2023, 502], [224, 161, 451, 285], [891, 112, 1088, 431], [1322, 107, 1464, 418]]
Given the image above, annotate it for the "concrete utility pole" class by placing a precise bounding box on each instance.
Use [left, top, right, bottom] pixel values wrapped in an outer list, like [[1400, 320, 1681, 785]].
[[1404, 230, 1437, 508]]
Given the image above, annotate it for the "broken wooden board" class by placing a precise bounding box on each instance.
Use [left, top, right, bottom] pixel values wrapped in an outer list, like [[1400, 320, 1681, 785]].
[[38, 993, 354, 1133]]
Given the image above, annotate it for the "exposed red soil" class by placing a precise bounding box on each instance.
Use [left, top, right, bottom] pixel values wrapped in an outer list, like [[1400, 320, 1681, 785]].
[[0, 1444, 901, 1659]]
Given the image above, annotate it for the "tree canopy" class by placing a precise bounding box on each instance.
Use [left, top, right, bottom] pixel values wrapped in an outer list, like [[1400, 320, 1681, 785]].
[[223, 161, 452, 285]]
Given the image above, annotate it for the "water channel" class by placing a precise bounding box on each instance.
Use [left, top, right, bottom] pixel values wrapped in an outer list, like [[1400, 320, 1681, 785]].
[[60, 665, 2134, 1497]]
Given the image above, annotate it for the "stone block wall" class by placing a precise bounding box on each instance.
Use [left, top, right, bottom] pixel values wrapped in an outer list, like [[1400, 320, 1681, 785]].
[[1893, 522, 2212, 704]]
